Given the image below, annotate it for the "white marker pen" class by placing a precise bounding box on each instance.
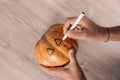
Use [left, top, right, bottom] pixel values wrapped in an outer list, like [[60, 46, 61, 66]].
[[62, 12, 85, 41]]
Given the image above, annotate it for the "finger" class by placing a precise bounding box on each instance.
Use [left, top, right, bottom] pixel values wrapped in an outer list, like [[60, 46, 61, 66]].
[[63, 17, 77, 34], [68, 49, 77, 65], [76, 25, 82, 30], [74, 25, 83, 31], [63, 20, 71, 34], [63, 16, 87, 34], [68, 49, 81, 72]]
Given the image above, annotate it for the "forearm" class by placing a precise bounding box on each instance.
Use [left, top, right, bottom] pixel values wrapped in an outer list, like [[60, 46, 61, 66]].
[[109, 26, 120, 41]]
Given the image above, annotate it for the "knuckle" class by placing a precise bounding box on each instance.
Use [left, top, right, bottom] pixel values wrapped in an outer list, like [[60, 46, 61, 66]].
[[66, 17, 72, 21], [66, 17, 70, 20]]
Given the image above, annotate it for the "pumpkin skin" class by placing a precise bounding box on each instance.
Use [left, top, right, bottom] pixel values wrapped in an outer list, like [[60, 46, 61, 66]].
[[34, 24, 77, 67]]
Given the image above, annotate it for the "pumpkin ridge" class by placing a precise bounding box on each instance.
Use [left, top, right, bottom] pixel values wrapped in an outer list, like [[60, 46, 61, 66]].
[[44, 24, 76, 58], [36, 38, 68, 66], [44, 36, 69, 57], [44, 25, 68, 57], [45, 35, 69, 58], [34, 24, 77, 67], [45, 34, 77, 57], [44, 36, 69, 66]]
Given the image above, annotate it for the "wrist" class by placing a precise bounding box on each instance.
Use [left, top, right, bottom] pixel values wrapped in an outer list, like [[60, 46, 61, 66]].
[[98, 26, 109, 42]]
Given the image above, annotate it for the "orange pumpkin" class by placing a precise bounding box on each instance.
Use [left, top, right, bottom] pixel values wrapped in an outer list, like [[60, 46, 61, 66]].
[[34, 24, 77, 67]]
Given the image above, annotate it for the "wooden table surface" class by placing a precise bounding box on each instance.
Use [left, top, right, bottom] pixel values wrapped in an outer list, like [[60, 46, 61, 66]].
[[0, 0, 120, 80]]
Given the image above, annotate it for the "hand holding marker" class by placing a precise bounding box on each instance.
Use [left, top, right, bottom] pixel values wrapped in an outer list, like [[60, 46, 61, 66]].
[[62, 12, 85, 41]]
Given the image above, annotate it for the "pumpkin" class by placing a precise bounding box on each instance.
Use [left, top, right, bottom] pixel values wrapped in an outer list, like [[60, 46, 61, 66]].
[[34, 24, 77, 67]]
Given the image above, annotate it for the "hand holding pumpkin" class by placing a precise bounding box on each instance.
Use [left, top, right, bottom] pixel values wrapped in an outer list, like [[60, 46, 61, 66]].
[[39, 49, 87, 80], [63, 16, 108, 41]]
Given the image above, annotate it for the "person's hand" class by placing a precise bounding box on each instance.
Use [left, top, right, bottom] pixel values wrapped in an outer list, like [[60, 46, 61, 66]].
[[63, 16, 108, 41], [39, 49, 87, 80]]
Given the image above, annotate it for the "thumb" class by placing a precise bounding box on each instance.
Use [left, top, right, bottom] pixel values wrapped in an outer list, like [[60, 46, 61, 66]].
[[68, 49, 80, 72], [68, 49, 77, 65]]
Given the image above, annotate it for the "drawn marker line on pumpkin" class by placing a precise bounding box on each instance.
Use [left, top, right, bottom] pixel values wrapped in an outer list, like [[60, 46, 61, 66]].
[[54, 38, 62, 46], [47, 48, 54, 56]]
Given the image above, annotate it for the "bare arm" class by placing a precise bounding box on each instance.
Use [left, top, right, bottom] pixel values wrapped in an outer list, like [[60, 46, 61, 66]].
[[109, 26, 120, 41], [63, 16, 120, 42]]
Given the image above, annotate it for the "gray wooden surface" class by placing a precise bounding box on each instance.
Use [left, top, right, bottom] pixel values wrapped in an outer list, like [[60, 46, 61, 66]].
[[0, 0, 120, 80]]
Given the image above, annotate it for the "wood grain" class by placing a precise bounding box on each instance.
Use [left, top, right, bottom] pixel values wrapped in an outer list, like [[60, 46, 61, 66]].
[[0, 0, 120, 80]]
